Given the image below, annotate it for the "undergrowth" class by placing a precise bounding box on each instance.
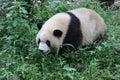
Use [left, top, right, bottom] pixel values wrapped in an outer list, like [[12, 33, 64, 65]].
[[0, 0, 120, 80]]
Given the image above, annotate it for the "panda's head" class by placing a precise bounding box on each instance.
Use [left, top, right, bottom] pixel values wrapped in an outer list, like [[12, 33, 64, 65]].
[[36, 13, 70, 53], [36, 28, 63, 53]]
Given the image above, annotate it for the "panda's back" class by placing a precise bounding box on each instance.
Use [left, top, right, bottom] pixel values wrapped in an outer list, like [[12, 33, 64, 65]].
[[68, 8, 106, 45]]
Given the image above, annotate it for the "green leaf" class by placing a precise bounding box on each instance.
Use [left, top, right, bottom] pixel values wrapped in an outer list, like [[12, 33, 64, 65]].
[[19, 7, 28, 14], [63, 65, 76, 71], [64, 73, 74, 80], [13, 20, 17, 27], [6, 6, 15, 10], [6, 13, 12, 17]]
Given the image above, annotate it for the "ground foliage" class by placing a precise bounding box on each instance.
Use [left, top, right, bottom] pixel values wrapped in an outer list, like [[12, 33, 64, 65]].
[[0, 0, 120, 80]]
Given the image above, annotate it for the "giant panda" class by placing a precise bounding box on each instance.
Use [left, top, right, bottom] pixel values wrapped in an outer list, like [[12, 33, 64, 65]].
[[36, 8, 106, 53]]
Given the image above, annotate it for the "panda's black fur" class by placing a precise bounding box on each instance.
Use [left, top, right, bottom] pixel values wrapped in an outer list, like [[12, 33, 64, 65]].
[[62, 12, 82, 51]]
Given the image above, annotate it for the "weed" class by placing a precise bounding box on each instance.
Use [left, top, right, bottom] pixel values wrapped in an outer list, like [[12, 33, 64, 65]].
[[0, 0, 120, 80]]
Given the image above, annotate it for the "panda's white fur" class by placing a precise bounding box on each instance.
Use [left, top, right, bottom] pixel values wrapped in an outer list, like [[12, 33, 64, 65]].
[[36, 8, 106, 53]]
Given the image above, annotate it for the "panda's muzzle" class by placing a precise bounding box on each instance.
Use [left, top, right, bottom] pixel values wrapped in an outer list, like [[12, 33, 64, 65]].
[[38, 42, 50, 53]]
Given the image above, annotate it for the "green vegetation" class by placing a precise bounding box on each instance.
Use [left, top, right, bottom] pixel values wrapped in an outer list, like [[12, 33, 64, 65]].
[[0, 0, 120, 80]]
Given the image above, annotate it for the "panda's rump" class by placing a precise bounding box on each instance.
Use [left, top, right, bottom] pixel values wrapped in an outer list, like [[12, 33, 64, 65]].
[[69, 8, 106, 45]]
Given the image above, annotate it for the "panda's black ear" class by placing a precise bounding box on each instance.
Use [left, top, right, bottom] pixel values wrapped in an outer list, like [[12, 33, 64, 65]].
[[53, 29, 63, 37], [37, 23, 42, 30]]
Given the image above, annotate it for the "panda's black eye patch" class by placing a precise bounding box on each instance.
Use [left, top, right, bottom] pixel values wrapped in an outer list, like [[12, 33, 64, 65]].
[[46, 40, 51, 47], [38, 39, 41, 44]]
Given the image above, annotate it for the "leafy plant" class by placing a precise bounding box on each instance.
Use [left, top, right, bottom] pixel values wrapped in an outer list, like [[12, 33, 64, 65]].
[[0, 0, 120, 80]]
